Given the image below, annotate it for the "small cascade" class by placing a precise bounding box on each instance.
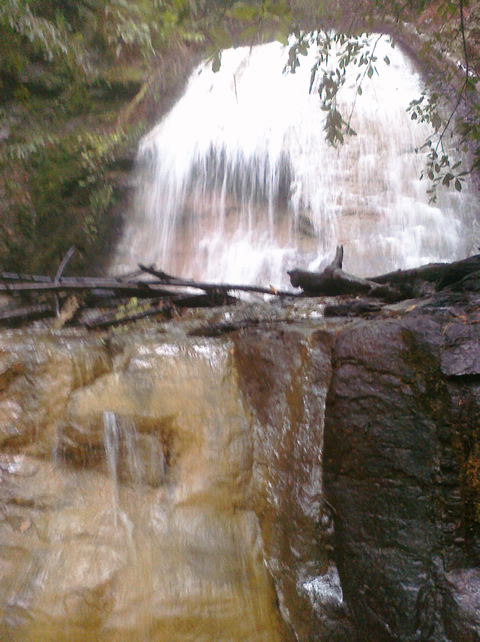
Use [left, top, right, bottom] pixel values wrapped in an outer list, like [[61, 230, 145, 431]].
[[102, 411, 167, 492], [103, 410, 121, 524], [113, 33, 479, 287], [101, 411, 137, 545]]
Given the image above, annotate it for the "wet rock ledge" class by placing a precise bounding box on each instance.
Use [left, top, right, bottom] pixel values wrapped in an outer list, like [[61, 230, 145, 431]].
[[324, 300, 480, 641], [0, 255, 479, 640]]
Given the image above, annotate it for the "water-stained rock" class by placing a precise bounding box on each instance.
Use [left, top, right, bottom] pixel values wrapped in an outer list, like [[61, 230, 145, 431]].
[[234, 324, 353, 640], [0, 330, 291, 641], [0, 332, 111, 454], [324, 311, 480, 641], [0, 289, 479, 641]]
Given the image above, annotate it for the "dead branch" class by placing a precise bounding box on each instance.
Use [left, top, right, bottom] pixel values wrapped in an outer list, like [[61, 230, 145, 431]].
[[1, 248, 477, 330], [54, 246, 76, 283], [0, 302, 55, 323], [138, 264, 292, 296], [54, 246, 76, 317]]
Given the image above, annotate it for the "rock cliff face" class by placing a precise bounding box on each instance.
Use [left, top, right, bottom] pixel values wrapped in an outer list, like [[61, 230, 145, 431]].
[[325, 310, 480, 641], [0, 273, 479, 640]]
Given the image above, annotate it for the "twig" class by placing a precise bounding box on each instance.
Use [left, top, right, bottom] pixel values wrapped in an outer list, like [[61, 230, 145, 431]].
[[54, 246, 76, 283]]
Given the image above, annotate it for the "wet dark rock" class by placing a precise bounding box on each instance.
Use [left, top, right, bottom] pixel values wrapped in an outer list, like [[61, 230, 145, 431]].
[[323, 302, 480, 641], [324, 298, 382, 317], [441, 322, 480, 377], [234, 325, 356, 641]]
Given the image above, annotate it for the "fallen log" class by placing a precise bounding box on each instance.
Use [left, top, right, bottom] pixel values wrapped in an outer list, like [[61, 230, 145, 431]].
[[4, 246, 478, 330], [0, 278, 173, 297], [288, 266, 373, 295], [138, 264, 292, 297], [288, 247, 480, 302], [0, 267, 291, 298], [0, 259, 286, 329], [370, 254, 480, 298], [287, 246, 399, 300]]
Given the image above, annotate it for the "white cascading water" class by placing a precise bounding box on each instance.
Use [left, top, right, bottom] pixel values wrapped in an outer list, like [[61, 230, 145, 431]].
[[112, 34, 479, 288]]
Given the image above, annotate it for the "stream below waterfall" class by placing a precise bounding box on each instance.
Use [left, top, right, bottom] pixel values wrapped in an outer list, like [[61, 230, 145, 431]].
[[113, 33, 479, 287]]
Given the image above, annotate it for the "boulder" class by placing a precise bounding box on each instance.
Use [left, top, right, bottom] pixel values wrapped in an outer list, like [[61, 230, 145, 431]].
[[324, 306, 480, 640]]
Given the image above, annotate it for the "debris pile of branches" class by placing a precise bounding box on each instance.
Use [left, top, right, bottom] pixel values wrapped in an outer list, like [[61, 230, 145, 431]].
[[1, 245, 479, 330], [0, 249, 292, 329]]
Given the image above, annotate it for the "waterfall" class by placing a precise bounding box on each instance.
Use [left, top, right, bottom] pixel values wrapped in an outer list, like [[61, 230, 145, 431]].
[[102, 410, 138, 544], [113, 34, 479, 287]]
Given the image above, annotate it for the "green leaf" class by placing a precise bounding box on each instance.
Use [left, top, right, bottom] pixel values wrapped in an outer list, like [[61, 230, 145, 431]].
[[239, 25, 260, 42], [442, 173, 453, 186], [210, 26, 233, 49], [431, 113, 442, 131], [367, 65, 373, 78], [454, 179, 462, 192], [357, 86, 362, 95], [383, 55, 390, 66]]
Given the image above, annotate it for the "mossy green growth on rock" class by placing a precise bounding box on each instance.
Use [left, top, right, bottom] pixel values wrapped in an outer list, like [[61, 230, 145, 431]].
[[1, 121, 139, 274], [0, 33, 200, 276]]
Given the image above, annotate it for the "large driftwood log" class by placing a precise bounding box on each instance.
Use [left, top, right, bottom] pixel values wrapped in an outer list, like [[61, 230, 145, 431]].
[[287, 246, 398, 299], [287, 247, 480, 301], [369, 253, 480, 298]]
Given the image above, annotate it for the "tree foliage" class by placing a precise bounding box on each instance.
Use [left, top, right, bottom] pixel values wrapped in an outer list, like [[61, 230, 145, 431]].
[[283, 0, 480, 199], [0, 0, 479, 274], [0, 0, 216, 273]]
